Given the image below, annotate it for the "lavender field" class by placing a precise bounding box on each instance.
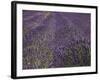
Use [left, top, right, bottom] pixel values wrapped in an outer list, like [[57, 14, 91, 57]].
[[23, 10, 91, 69]]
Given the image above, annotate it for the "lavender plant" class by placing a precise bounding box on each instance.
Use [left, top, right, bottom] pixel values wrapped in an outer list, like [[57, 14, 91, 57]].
[[23, 10, 91, 69]]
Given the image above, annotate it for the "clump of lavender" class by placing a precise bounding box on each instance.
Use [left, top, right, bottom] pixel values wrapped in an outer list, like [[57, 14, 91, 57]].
[[23, 10, 91, 69]]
